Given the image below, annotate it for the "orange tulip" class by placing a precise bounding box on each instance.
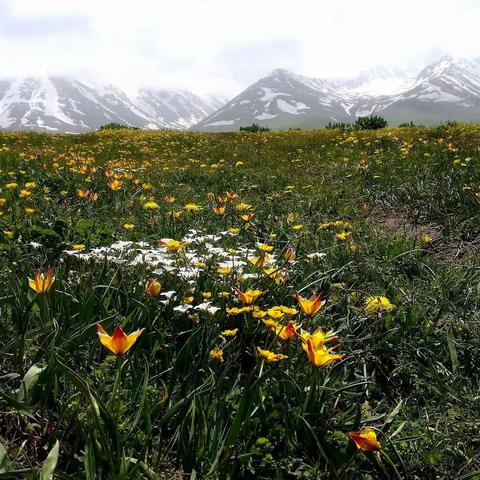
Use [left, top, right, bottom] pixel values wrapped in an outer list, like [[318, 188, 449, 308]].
[[29, 268, 55, 294], [305, 339, 344, 367], [348, 428, 381, 451], [296, 292, 325, 316], [96, 324, 145, 356], [236, 289, 263, 305]]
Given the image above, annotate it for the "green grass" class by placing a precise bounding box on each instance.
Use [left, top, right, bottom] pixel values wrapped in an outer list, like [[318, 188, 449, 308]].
[[1, 125, 480, 478]]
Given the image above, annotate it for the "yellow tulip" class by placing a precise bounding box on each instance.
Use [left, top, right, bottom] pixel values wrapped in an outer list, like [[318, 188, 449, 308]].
[[29, 268, 55, 294]]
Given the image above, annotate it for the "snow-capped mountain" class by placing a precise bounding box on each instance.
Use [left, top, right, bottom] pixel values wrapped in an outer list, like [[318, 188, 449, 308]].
[[194, 68, 355, 131], [135, 89, 227, 129], [194, 56, 480, 131], [0, 76, 224, 132]]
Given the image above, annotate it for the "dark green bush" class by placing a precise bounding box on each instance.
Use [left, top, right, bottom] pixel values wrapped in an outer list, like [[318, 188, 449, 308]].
[[354, 115, 388, 130], [239, 123, 271, 133]]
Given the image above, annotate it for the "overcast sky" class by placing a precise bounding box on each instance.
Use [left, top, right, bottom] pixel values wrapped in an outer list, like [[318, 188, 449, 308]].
[[0, 0, 478, 97]]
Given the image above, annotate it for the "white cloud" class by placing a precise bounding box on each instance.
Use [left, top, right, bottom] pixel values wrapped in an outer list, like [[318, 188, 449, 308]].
[[0, 0, 478, 97]]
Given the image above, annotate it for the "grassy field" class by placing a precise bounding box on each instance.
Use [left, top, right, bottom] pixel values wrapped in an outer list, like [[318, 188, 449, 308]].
[[1, 125, 480, 479]]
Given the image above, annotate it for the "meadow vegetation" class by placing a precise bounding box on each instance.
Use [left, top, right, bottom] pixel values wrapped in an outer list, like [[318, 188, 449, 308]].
[[1, 125, 480, 478]]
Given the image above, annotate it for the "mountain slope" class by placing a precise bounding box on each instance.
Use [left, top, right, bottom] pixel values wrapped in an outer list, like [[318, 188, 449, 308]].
[[195, 57, 480, 131], [357, 56, 480, 124], [135, 89, 224, 129], [193, 69, 355, 132], [0, 77, 224, 132]]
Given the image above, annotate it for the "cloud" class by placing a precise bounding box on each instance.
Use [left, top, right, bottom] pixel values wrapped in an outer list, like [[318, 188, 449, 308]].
[[0, 0, 478, 96]]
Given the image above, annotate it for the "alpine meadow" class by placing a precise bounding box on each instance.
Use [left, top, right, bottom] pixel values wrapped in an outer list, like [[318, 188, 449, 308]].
[[2, 124, 480, 479]]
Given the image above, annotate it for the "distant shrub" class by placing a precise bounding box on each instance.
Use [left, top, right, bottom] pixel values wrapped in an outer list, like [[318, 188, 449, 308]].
[[354, 115, 388, 130], [239, 123, 271, 133], [398, 121, 417, 128], [99, 123, 139, 131], [325, 121, 352, 131]]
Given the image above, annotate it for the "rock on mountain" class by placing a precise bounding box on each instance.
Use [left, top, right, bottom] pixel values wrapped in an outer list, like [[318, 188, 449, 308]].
[[0, 76, 224, 132], [194, 56, 480, 131]]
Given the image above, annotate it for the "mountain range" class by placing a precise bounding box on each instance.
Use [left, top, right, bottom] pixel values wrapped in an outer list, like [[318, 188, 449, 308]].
[[1, 56, 480, 132], [196, 56, 480, 131], [0, 77, 225, 133]]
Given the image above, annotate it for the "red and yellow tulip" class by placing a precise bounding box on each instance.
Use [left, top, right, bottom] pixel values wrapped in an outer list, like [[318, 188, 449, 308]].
[[348, 428, 381, 451], [96, 324, 145, 356]]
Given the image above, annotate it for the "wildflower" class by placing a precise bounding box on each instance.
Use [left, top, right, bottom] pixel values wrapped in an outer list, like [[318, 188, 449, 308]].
[[252, 309, 267, 318], [144, 201, 159, 209], [220, 328, 238, 337], [420, 234, 433, 244], [202, 292, 212, 299], [348, 428, 381, 451], [296, 292, 325, 316], [236, 161, 244, 167], [249, 256, 267, 268], [292, 224, 303, 230], [108, 179, 123, 191], [3, 230, 13, 238], [226, 306, 252, 315], [146, 278, 161, 297], [284, 247, 296, 261], [0, 198, 6, 206], [90, 193, 99, 202], [217, 267, 232, 275], [5, 183, 17, 189], [335, 231, 352, 241], [77, 189, 90, 199], [236, 202, 252, 211], [123, 223, 135, 230], [257, 243, 274, 252], [164, 195, 175, 203], [25, 182, 37, 189], [237, 289, 263, 305], [240, 213, 254, 222], [73, 244, 86, 251], [305, 339, 344, 367], [29, 268, 55, 294], [228, 227, 240, 234], [263, 268, 288, 285], [210, 347, 224, 362], [19, 189, 32, 198], [25, 208, 35, 215], [213, 205, 225, 215], [364, 296, 395, 314], [273, 321, 299, 340], [300, 327, 336, 350], [159, 239, 186, 252], [184, 203, 201, 211], [256, 347, 288, 363], [278, 306, 298, 316], [96, 324, 145, 356], [267, 307, 284, 320]]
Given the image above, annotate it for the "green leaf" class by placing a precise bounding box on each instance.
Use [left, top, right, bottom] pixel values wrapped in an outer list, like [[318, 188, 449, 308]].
[[17, 363, 46, 403], [447, 328, 459, 373], [0, 443, 11, 474], [40, 440, 59, 480]]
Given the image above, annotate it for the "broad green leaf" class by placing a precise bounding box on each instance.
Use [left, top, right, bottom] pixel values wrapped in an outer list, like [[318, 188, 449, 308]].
[[40, 440, 60, 480]]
